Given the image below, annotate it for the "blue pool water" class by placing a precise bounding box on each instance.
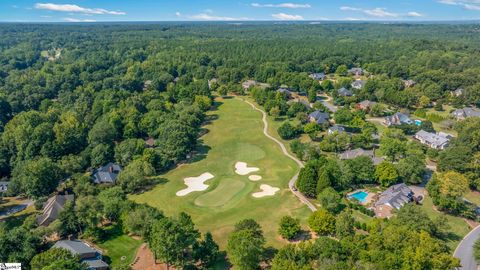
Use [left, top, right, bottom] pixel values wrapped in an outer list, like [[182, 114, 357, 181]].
[[349, 191, 368, 203]]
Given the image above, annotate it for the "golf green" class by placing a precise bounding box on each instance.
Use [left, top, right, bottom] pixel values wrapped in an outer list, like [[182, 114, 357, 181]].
[[130, 97, 310, 247]]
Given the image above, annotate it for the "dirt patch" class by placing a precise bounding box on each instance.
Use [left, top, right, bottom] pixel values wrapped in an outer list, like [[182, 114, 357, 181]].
[[131, 243, 173, 270]]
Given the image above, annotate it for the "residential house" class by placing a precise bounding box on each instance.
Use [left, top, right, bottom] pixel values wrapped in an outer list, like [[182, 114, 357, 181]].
[[451, 107, 480, 120], [36, 194, 74, 226], [414, 130, 453, 150], [0, 181, 8, 193], [308, 110, 330, 125], [145, 137, 155, 148], [277, 87, 293, 98], [374, 183, 414, 218], [328, 125, 345, 134], [451, 88, 464, 97], [383, 112, 413, 126], [356, 100, 377, 111], [339, 148, 385, 165], [309, 72, 326, 81], [241, 80, 257, 90], [337, 87, 353, 97], [348, 67, 364, 76], [351, 80, 366, 90], [142, 80, 152, 91], [403, 79, 416, 88], [92, 163, 122, 184], [208, 78, 217, 89], [53, 240, 109, 270]]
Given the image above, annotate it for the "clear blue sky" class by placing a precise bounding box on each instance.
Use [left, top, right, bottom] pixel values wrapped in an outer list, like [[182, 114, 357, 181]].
[[1, 0, 480, 22]]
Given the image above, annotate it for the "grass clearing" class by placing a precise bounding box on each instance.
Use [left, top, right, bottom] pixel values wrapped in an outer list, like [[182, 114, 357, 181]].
[[464, 191, 480, 206], [97, 225, 142, 268], [420, 196, 470, 250], [130, 97, 310, 248]]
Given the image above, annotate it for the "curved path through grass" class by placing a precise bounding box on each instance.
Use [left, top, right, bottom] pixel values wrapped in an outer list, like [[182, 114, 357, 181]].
[[241, 98, 317, 212]]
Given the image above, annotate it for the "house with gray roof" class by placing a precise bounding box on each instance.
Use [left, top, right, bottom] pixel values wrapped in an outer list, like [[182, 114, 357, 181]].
[[348, 67, 364, 76], [351, 80, 366, 90], [383, 112, 413, 126], [356, 100, 377, 111], [337, 87, 353, 97], [339, 148, 385, 165], [37, 194, 74, 226], [277, 87, 293, 98], [414, 130, 453, 150], [92, 163, 122, 184], [308, 110, 330, 125], [451, 88, 464, 97], [0, 181, 8, 193], [328, 125, 345, 134], [374, 183, 414, 218], [309, 72, 326, 81], [53, 240, 108, 270], [451, 107, 480, 120]]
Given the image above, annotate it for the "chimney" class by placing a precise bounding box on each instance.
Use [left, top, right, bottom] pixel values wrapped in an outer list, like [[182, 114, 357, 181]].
[[109, 166, 113, 173]]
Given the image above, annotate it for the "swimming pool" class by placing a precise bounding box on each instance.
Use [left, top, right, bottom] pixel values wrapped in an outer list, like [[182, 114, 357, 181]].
[[348, 191, 369, 203]]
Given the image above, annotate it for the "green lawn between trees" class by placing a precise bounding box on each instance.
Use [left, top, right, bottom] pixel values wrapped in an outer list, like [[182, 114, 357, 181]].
[[130, 97, 311, 248]]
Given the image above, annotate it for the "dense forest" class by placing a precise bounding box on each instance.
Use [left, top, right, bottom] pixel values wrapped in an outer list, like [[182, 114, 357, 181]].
[[1, 22, 480, 269]]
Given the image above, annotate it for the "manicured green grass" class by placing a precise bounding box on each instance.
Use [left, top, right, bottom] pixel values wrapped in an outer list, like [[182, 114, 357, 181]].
[[420, 196, 471, 250], [97, 225, 142, 268], [464, 191, 480, 206], [130, 97, 310, 248]]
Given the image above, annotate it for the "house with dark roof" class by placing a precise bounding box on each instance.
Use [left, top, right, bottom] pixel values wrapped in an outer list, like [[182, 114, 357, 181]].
[[374, 183, 414, 218], [383, 112, 413, 126], [36, 194, 74, 226], [337, 87, 353, 97], [338, 148, 385, 165], [348, 67, 364, 76], [451, 107, 480, 120], [351, 80, 366, 90], [145, 137, 155, 148], [356, 100, 377, 111], [92, 163, 122, 184], [308, 111, 330, 125], [277, 87, 293, 98], [53, 240, 109, 270], [309, 72, 326, 81], [328, 125, 345, 135], [0, 181, 8, 193], [414, 130, 453, 150]]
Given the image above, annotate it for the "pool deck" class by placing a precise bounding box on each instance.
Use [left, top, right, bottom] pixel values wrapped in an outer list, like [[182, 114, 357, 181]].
[[347, 189, 376, 205]]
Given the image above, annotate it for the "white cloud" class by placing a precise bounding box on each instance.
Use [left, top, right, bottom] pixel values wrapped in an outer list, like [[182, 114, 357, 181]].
[[40, 15, 52, 18], [407, 11, 423, 17], [438, 0, 480, 10], [271, 13, 304, 20], [187, 13, 250, 21], [63, 17, 97, 22], [175, 12, 181, 17], [341, 6, 398, 17], [251, 3, 311, 8], [35, 3, 125, 15]]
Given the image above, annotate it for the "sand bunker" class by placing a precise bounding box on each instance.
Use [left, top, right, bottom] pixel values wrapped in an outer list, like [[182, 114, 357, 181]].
[[252, 184, 280, 198], [235, 162, 259, 175], [176, 173, 214, 196], [248, 175, 262, 181]]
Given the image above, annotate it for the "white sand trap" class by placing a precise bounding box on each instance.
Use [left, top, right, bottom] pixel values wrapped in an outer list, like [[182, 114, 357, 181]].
[[176, 173, 214, 196], [235, 162, 259, 175], [252, 184, 280, 198], [248, 175, 262, 181]]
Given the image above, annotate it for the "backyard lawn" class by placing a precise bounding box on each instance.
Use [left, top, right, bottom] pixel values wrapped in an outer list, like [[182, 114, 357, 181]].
[[96, 225, 142, 268], [420, 196, 471, 250], [130, 97, 310, 248]]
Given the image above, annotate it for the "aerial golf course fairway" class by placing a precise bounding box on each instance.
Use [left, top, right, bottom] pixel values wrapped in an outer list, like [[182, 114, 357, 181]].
[[130, 97, 310, 247]]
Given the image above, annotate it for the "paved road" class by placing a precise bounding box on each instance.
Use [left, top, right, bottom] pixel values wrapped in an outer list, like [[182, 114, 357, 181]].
[[242, 99, 317, 212], [317, 94, 338, 113], [454, 225, 480, 270]]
